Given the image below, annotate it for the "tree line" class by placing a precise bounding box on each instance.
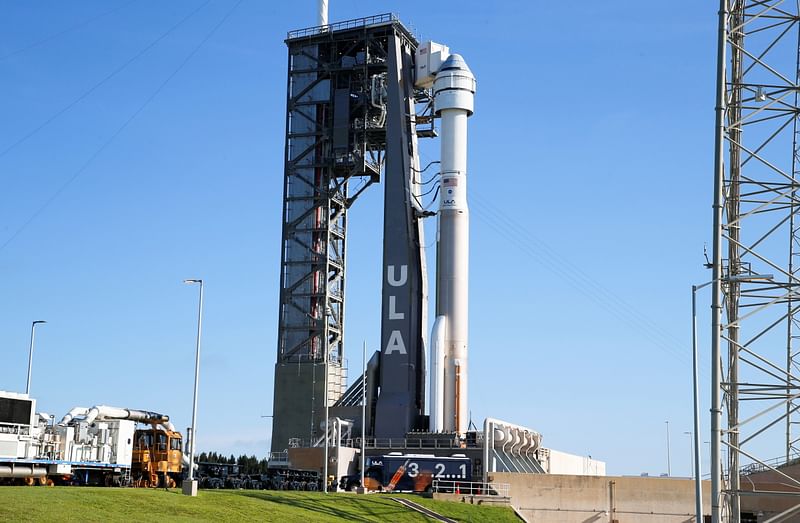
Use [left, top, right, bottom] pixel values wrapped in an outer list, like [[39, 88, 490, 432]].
[[196, 452, 270, 475]]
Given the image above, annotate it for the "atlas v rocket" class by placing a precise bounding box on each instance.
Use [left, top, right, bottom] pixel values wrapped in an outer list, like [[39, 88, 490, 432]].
[[416, 44, 476, 435]]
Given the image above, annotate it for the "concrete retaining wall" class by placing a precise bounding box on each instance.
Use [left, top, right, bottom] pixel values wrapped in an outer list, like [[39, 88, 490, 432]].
[[493, 472, 710, 523], [739, 463, 800, 517]]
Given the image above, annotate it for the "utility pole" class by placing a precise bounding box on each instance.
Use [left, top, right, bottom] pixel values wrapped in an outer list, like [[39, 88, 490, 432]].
[[25, 321, 46, 395], [665, 420, 671, 477], [182, 279, 204, 497]]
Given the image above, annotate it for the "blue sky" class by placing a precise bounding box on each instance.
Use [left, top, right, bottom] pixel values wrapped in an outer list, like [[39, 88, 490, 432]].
[[0, 1, 717, 476]]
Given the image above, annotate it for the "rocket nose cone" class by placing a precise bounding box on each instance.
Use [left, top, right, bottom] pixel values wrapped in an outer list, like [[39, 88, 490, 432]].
[[440, 53, 472, 74]]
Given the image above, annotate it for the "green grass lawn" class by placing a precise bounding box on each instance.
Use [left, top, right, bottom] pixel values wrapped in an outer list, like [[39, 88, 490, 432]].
[[0, 487, 519, 522]]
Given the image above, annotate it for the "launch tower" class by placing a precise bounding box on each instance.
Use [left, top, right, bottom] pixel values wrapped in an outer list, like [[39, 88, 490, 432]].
[[272, 13, 428, 452], [270, 10, 548, 487], [710, 1, 800, 520]]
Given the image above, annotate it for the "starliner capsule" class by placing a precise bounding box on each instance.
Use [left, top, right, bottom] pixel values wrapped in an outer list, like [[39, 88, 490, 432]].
[[424, 48, 476, 435]]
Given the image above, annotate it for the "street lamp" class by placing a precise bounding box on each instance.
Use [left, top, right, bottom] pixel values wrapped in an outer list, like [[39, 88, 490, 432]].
[[665, 420, 671, 477], [361, 340, 367, 493], [25, 321, 46, 395], [261, 415, 273, 456], [323, 368, 329, 494], [694, 272, 773, 523], [684, 431, 694, 477], [183, 278, 204, 497]]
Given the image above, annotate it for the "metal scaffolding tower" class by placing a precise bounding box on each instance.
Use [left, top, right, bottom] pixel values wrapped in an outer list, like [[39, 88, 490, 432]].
[[711, 1, 800, 521], [271, 14, 425, 453]]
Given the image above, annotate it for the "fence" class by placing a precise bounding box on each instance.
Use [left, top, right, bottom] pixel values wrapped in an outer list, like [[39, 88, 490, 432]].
[[431, 479, 510, 497], [287, 13, 398, 40]]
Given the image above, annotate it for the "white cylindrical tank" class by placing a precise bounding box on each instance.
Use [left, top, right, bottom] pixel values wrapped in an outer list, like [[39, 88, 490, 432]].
[[433, 53, 476, 435]]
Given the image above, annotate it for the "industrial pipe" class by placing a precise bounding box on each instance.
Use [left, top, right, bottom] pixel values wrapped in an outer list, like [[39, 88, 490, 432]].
[[365, 350, 380, 435], [483, 417, 542, 481], [59, 407, 89, 426], [60, 405, 173, 430], [0, 465, 47, 478]]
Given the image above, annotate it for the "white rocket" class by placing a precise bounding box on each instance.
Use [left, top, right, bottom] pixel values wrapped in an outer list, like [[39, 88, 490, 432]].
[[416, 43, 476, 435]]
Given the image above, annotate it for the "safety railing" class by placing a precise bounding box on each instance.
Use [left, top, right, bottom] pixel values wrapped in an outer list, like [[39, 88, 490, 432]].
[[278, 352, 343, 364], [431, 479, 510, 497], [360, 436, 482, 449], [268, 451, 290, 467], [739, 452, 800, 476], [287, 13, 398, 40], [288, 434, 486, 450]]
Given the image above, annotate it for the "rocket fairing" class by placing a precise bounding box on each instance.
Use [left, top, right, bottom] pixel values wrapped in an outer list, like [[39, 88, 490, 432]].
[[429, 52, 476, 435]]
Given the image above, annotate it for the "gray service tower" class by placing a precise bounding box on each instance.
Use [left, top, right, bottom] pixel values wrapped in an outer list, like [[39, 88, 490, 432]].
[[271, 11, 547, 487], [271, 14, 429, 452]]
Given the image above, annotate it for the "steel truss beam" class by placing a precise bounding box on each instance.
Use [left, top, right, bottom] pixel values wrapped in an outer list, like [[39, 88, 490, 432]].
[[712, 1, 800, 521], [271, 16, 420, 452]]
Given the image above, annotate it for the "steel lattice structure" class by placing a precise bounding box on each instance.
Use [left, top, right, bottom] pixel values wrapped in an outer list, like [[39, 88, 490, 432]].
[[271, 16, 393, 451], [711, 1, 800, 521], [271, 14, 428, 452]]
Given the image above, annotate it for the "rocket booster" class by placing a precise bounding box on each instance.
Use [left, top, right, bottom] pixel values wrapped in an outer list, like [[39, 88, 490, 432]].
[[430, 53, 476, 435]]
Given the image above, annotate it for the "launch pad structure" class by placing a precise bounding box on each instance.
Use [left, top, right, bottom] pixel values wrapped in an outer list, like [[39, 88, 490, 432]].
[[269, 12, 555, 485], [271, 13, 428, 453], [268, 3, 800, 518]]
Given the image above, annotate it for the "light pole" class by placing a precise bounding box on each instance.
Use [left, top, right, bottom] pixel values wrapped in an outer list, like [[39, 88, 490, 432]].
[[261, 415, 273, 456], [361, 340, 366, 492], [665, 420, 671, 477], [323, 358, 329, 494], [25, 321, 46, 395], [684, 431, 694, 477], [183, 278, 203, 497], [695, 273, 772, 522], [691, 280, 709, 523]]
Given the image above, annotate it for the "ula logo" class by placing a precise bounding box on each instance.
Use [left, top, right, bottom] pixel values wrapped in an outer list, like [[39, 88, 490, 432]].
[[385, 265, 408, 355]]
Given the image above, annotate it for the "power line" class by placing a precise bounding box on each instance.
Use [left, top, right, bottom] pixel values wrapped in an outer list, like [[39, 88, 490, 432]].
[[471, 195, 699, 368], [472, 201, 687, 364], [0, 0, 213, 162], [0, 0, 140, 62], [0, 0, 245, 255], [413, 151, 693, 366]]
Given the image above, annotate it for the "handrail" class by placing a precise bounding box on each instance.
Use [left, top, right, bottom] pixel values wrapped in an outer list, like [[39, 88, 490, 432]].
[[287, 13, 398, 40], [431, 479, 510, 497], [297, 435, 483, 450], [739, 452, 800, 476]]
